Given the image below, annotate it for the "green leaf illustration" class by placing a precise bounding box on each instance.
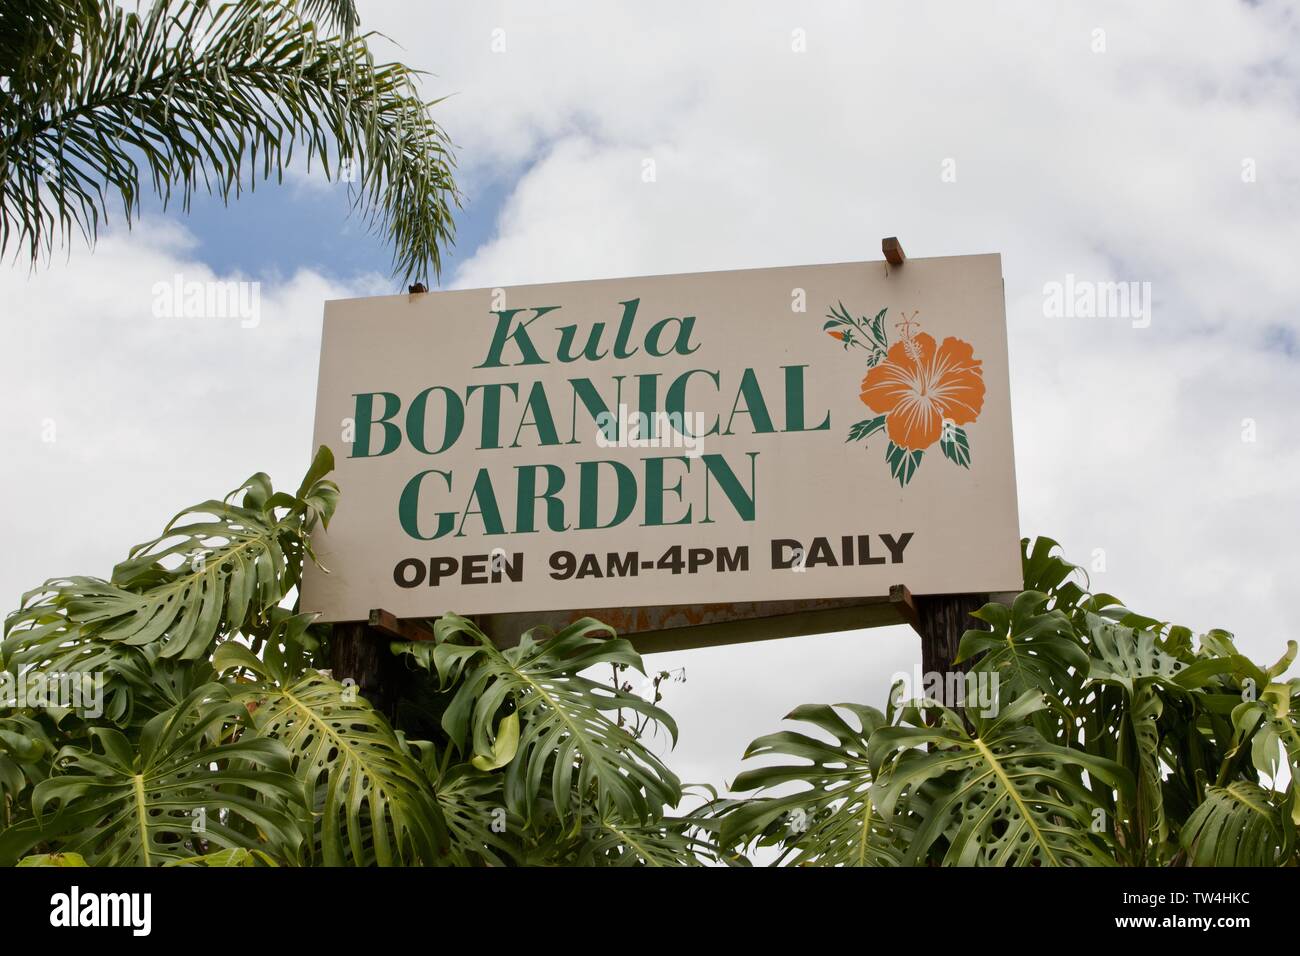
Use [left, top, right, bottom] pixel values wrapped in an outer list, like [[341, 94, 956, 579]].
[[870, 308, 888, 348], [940, 425, 971, 468], [846, 416, 887, 443], [886, 442, 922, 486]]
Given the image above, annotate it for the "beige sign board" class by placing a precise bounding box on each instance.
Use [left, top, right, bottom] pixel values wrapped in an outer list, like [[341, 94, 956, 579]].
[[301, 254, 1022, 631]]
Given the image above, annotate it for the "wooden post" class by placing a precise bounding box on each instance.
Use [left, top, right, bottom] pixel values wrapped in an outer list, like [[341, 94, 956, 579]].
[[329, 622, 403, 719], [912, 593, 989, 707], [328, 611, 432, 719]]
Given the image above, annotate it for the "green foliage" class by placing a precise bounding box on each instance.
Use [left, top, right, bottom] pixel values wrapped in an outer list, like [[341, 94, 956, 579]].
[[0, 0, 457, 282], [957, 590, 1087, 704], [720, 703, 907, 866], [214, 642, 449, 866], [166, 847, 281, 866], [885, 441, 922, 486], [2, 448, 337, 741], [541, 803, 718, 867], [0, 684, 307, 866], [939, 425, 971, 467], [723, 536, 1300, 867], [0, 450, 697, 866], [15, 851, 87, 867], [846, 416, 886, 444], [868, 692, 1129, 866], [1180, 782, 1291, 866], [394, 614, 681, 826]]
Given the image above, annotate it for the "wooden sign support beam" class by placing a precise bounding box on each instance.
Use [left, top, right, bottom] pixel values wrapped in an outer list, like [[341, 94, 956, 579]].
[[472, 587, 920, 656], [328, 609, 431, 719], [328, 591, 992, 717], [910, 593, 989, 707]]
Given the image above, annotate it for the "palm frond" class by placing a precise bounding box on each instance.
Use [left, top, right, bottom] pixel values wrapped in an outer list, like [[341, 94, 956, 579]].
[[0, 0, 456, 282], [297, 0, 359, 35]]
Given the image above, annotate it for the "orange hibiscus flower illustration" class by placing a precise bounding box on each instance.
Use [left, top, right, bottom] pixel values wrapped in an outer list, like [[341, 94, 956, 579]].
[[858, 333, 985, 451]]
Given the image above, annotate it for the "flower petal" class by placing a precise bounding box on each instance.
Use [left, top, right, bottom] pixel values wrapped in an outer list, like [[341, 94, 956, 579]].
[[930, 336, 985, 425], [886, 394, 944, 451], [859, 334, 933, 413]]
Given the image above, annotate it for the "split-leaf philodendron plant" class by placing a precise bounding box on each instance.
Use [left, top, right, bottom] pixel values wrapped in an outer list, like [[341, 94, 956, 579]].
[[1, 451, 1296, 866]]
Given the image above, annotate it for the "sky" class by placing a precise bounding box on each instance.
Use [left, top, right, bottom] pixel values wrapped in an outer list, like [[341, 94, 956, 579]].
[[3, 0, 1300, 791]]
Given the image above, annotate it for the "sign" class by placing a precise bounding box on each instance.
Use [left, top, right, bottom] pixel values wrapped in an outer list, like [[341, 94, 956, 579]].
[[301, 254, 1022, 638]]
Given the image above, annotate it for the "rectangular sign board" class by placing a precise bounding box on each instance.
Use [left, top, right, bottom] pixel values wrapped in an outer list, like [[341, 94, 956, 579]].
[[301, 254, 1022, 636]]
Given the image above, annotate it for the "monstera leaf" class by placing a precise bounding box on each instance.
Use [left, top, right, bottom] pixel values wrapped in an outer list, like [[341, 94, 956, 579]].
[[3, 447, 336, 663], [564, 806, 717, 867], [868, 692, 1132, 866], [0, 714, 53, 805], [1020, 536, 1093, 617], [1084, 614, 1208, 858], [1233, 677, 1300, 824], [0, 684, 307, 866], [2, 608, 159, 726], [508, 783, 723, 867], [395, 615, 681, 826], [3, 613, 233, 731], [1181, 782, 1292, 866], [406, 739, 517, 867], [722, 703, 908, 866], [15, 852, 88, 867], [215, 643, 447, 866], [411, 729, 711, 867], [165, 847, 281, 867], [1087, 615, 1193, 691], [958, 590, 1089, 705]]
